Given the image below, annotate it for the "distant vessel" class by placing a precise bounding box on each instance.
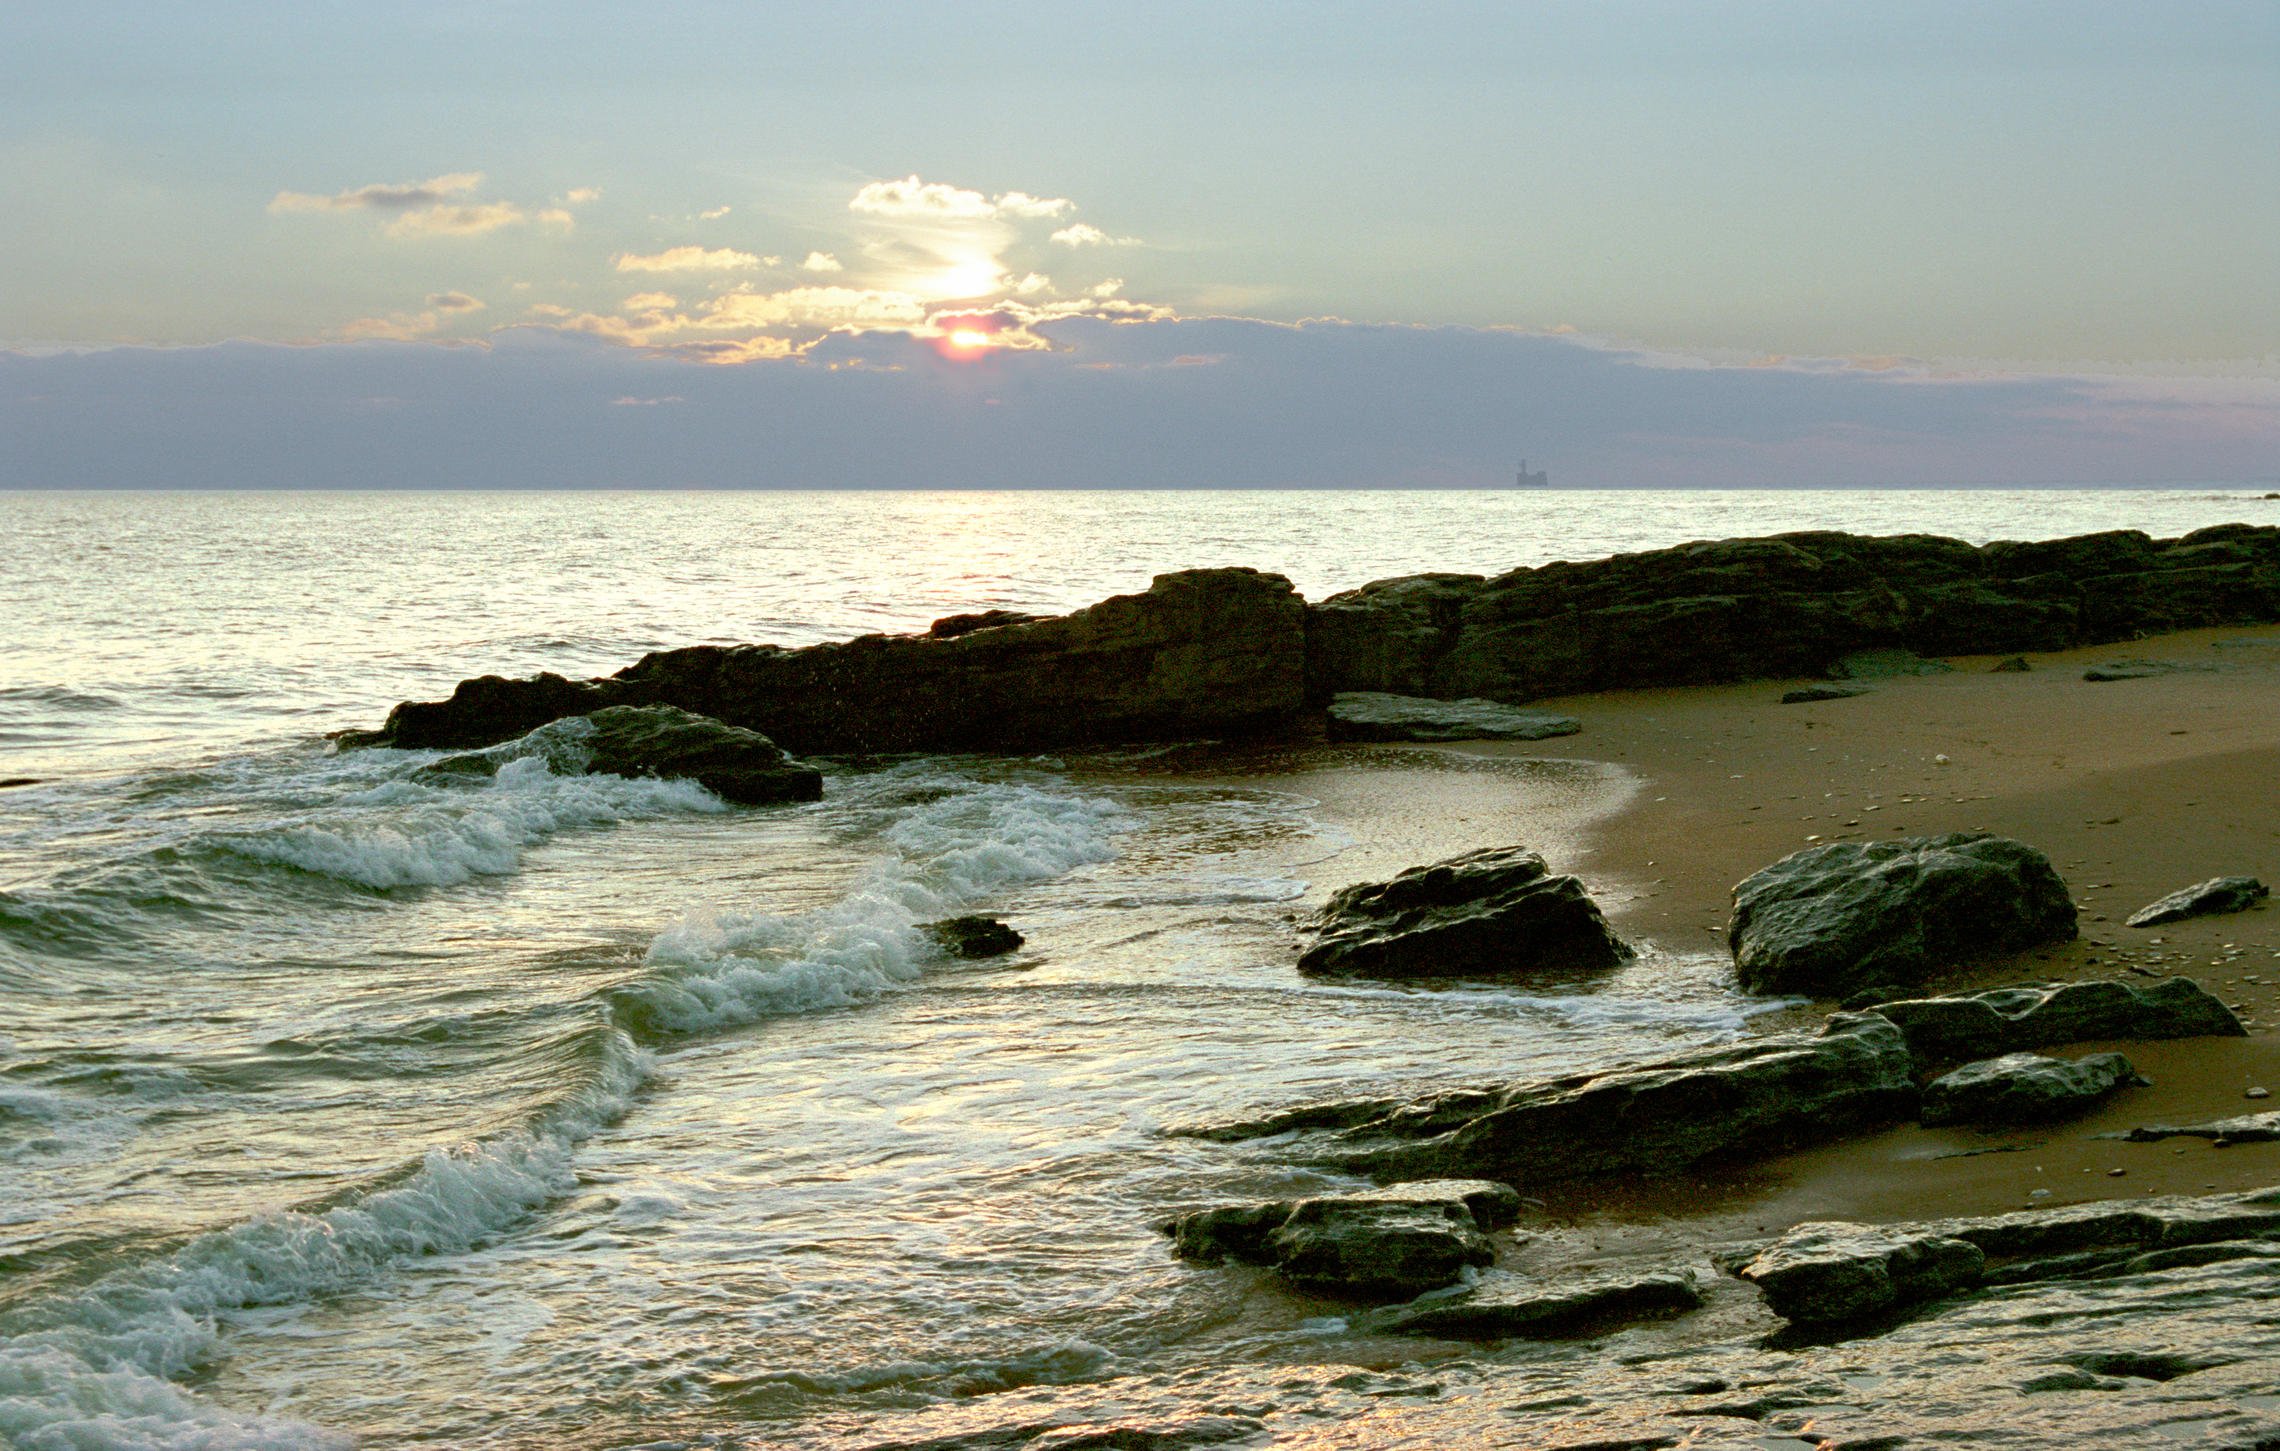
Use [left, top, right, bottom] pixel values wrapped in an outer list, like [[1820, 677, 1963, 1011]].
[[1514, 458, 1549, 488]]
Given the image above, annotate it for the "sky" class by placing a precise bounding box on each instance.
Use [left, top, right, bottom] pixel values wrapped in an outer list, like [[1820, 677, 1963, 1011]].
[[2, 1, 2275, 488]]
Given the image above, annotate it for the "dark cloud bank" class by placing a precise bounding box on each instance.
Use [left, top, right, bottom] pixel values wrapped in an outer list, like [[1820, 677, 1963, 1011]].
[[3, 319, 2271, 489]]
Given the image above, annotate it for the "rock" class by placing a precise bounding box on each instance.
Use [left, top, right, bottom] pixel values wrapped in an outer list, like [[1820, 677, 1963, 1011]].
[[1323, 691, 1580, 742], [2125, 875, 2270, 928], [2117, 1111, 2280, 1145], [1296, 846, 1631, 980], [0, 776, 40, 789], [1992, 655, 2032, 672], [1867, 978, 2245, 1065], [366, 568, 1308, 754], [1729, 834, 2077, 999], [1377, 1266, 1705, 1339], [925, 609, 1045, 639], [2083, 659, 2217, 682], [1779, 685, 1871, 704], [432, 704, 823, 804], [1830, 648, 1953, 679], [1739, 1222, 1986, 1325], [1162, 1179, 1515, 1300], [922, 916, 1023, 959], [1918, 1052, 2146, 1128], [1185, 1014, 1916, 1187]]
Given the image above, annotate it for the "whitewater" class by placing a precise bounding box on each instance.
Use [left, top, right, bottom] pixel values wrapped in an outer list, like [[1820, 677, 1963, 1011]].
[[2, 487, 2272, 1449]]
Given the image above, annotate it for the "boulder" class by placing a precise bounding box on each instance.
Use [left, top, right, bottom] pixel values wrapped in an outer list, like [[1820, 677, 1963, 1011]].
[[431, 704, 822, 804], [1918, 1052, 2146, 1128], [2125, 875, 2269, 928], [367, 568, 1308, 754], [1867, 978, 2244, 1066], [2118, 1111, 2280, 1145], [1739, 1223, 1987, 1325], [1162, 1179, 1517, 1300], [1377, 1266, 1705, 1339], [1296, 846, 1631, 980], [1324, 692, 1580, 742], [922, 916, 1023, 959], [1185, 1014, 1917, 1187], [1728, 834, 2077, 999], [1992, 656, 2032, 672]]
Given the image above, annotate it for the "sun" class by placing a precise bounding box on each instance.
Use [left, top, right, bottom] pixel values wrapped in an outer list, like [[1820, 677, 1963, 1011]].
[[948, 328, 993, 351]]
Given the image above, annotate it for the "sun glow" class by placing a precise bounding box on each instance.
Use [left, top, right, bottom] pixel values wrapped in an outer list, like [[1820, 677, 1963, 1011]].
[[948, 328, 993, 351]]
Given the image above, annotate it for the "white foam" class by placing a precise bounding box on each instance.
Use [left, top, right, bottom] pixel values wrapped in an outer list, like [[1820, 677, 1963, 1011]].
[[216, 755, 723, 890]]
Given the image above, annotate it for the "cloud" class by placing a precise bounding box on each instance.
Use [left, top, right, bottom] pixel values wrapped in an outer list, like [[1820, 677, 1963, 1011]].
[[849, 175, 1072, 221], [1049, 223, 1135, 247], [386, 202, 530, 239], [268, 172, 484, 213], [614, 246, 764, 272], [621, 291, 678, 311], [699, 205, 732, 220], [611, 394, 682, 406], [335, 292, 485, 340], [801, 251, 843, 273], [535, 207, 576, 231], [563, 187, 603, 204], [425, 291, 486, 314], [693, 286, 930, 331]]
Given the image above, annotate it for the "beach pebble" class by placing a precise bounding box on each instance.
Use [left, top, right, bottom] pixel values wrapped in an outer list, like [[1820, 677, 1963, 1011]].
[[1933, 753, 1952, 764], [2249, 1087, 2271, 1100]]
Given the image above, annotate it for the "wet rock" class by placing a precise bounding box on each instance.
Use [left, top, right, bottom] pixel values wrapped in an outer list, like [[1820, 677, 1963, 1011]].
[[1162, 1179, 1515, 1300], [1377, 1266, 1705, 1339], [1992, 655, 2032, 672], [922, 916, 1023, 959], [1296, 846, 1631, 981], [368, 567, 1308, 754], [926, 609, 1046, 639], [1867, 978, 2244, 1066], [1779, 685, 1871, 704], [1739, 1222, 1987, 1325], [0, 776, 40, 789], [2083, 658, 2218, 682], [1187, 1015, 1916, 1187], [1918, 1052, 2146, 1128], [2117, 1111, 2280, 1145], [2125, 875, 2270, 928], [433, 704, 823, 804], [1324, 691, 1580, 742], [1729, 834, 2077, 999]]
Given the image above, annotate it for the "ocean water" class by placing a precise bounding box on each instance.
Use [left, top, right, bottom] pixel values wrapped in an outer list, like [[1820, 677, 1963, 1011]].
[[0, 487, 2270, 1449]]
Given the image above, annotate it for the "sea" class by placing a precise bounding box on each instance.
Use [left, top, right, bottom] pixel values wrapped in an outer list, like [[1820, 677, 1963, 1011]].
[[1, 487, 2270, 1450]]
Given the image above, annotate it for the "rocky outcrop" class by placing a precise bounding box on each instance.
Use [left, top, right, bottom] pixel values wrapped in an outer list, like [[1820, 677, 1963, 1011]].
[[364, 568, 1309, 755], [1728, 834, 2077, 999], [1739, 1222, 1987, 1326], [1184, 1014, 1916, 1187], [1305, 525, 2280, 704], [1866, 978, 2244, 1066], [2126, 875, 2270, 928], [1295, 846, 1631, 980], [1918, 1051, 2145, 1127], [922, 916, 1023, 959], [1162, 1180, 1518, 1299], [1323, 692, 1580, 742], [429, 704, 823, 804], [1377, 1265, 1705, 1339]]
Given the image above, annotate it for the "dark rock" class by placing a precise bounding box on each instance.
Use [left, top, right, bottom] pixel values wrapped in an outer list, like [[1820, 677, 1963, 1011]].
[[1830, 648, 1953, 679], [1296, 846, 1631, 980], [1324, 692, 1580, 742], [1377, 1266, 1705, 1339], [1739, 1222, 1986, 1325], [1186, 1014, 1916, 1187], [1162, 1179, 1516, 1300], [2125, 875, 2269, 928], [2083, 659, 2216, 682], [2117, 1111, 2280, 1145], [1918, 1052, 2146, 1128], [1867, 978, 2245, 1065], [432, 704, 823, 804], [0, 777, 40, 789], [1992, 656, 2032, 672], [922, 916, 1024, 959], [368, 568, 1308, 754], [927, 609, 1046, 639], [1779, 685, 1871, 704], [1729, 834, 2077, 999]]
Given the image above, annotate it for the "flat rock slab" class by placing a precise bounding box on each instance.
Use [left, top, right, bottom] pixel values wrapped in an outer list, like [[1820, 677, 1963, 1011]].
[[2083, 658, 2218, 681], [1162, 1179, 1516, 1300], [1297, 845, 1631, 980], [1779, 685, 1872, 704], [1378, 1266, 1705, 1339], [1866, 978, 2243, 1066], [1740, 1222, 1987, 1325], [1919, 1051, 2145, 1128], [2126, 875, 2269, 928], [1186, 1014, 1917, 1188], [1325, 692, 1581, 742], [2117, 1111, 2280, 1145], [1729, 833, 2077, 1000]]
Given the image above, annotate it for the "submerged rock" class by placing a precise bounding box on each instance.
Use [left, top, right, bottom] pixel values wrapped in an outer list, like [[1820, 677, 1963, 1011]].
[[1296, 846, 1631, 980], [1324, 691, 1580, 742], [1728, 834, 2077, 999], [922, 916, 1024, 959], [1918, 1051, 2146, 1128], [1162, 1179, 1516, 1300], [2125, 875, 2270, 928], [433, 704, 823, 804], [1377, 1265, 1705, 1339], [1868, 978, 2244, 1066], [1186, 1015, 1916, 1187], [1740, 1222, 1986, 1326]]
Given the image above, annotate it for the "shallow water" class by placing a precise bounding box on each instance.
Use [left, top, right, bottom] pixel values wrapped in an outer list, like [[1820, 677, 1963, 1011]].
[[1, 487, 2269, 1448]]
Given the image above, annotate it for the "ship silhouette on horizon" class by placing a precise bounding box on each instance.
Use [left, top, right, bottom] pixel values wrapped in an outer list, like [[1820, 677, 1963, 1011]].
[[1514, 458, 1550, 488]]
